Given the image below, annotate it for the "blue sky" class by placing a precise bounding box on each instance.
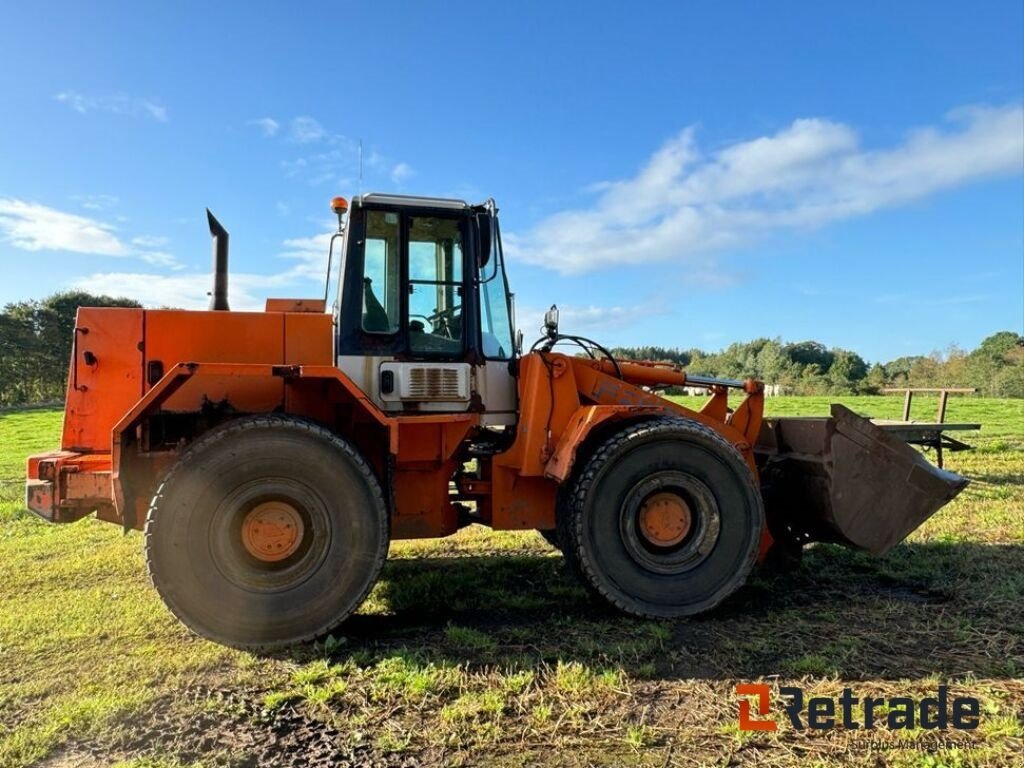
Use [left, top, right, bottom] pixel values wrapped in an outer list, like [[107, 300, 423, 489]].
[[1, 1, 1021, 363]]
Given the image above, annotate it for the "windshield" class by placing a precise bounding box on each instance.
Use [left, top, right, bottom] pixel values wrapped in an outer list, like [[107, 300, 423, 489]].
[[479, 218, 514, 360], [408, 215, 464, 355]]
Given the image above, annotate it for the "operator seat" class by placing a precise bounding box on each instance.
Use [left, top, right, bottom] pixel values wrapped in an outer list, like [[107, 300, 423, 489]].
[[362, 277, 390, 332]]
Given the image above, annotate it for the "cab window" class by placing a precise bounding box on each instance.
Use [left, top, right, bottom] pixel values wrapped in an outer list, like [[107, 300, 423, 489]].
[[408, 216, 464, 355], [479, 264, 513, 359], [361, 211, 400, 333]]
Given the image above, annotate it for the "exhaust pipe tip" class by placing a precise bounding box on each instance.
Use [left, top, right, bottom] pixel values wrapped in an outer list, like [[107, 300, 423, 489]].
[[207, 208, 229, 311]]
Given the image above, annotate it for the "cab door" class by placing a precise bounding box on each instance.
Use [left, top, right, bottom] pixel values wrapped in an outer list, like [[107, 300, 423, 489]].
[[337, 204, 473, 413], [336, 200, 517, 424]]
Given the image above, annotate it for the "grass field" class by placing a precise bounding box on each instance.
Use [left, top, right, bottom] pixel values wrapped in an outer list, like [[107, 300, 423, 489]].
[[0, 396, 1021, 767]]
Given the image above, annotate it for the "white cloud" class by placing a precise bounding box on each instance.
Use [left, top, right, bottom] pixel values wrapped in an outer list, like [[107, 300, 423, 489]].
[[144, 103, 168, 122], [280, 157, 308, 176], [0, 198, 185, 274], [281, 147, 356, 187], [290, 116, 326, 143], [249, 117, 280, 137], [280, 232, 333, 280], [0, 198, 129, 255], [139, 251, 184, 270], [131, 236, 180, 269], [516, 302, 659, 338], [391, 162, 414, 185], [55, 91, 168, 122], [0, 199, 324, 306], [131, 235, 169, 249], [509, 103, 1024, 274], [70, 228, 337, 310], [72, 193, 120, 211], [558, 304, 653, 332], [69, 273, 208, 308], [69, 271, 286, 311], [272, 119, 408, 190]]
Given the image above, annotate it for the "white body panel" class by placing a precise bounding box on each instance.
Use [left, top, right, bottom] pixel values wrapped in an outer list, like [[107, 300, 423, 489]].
[[336, 355, 517, 425]]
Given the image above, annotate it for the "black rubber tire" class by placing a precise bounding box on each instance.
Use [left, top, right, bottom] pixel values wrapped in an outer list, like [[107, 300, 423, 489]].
[[564, 416, 763, 618], [554, 486, 583, 574], [144, 415, 388, 650]]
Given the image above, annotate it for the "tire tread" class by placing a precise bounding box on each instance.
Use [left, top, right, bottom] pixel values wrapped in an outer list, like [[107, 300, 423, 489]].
[[144, 414, 388, 651], [563, 416, 762, 618]]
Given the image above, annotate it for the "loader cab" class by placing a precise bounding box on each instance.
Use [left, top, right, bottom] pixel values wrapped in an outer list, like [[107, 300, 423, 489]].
[[335, 194, 518, 424]]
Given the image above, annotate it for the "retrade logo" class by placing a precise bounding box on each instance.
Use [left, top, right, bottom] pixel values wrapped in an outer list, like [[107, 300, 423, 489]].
[[736, 684, 980, 732], [736, 683, 777, 731]]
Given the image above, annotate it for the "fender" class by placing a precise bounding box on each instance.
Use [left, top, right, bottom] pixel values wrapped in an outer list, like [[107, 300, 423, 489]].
[[544, 404, 669, 483], [111, 362, 399, 528]]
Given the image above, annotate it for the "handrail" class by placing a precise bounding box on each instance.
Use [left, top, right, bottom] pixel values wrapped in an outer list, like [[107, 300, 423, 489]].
[[882, 387, 977, 423]]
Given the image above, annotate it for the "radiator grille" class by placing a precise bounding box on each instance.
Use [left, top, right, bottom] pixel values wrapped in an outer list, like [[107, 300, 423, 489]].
[[406, 366, 464, 399]]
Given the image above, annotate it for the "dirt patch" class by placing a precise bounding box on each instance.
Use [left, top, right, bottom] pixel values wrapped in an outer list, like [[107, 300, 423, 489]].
[[32, 747, 108, 768], [75, 685, 424, 768]]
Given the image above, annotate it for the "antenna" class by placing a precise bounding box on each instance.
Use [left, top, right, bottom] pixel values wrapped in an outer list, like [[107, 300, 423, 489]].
[[358, 139, 363, 199]]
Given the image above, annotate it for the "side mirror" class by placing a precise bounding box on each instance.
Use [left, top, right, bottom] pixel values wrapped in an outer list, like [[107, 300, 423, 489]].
[[477, 213, 492, 269], [515, 329, 524, 356]]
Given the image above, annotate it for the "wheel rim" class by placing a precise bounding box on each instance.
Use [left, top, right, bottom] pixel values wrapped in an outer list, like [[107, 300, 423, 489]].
[[638, 492, 692, 547], [619, 471, 721, 575], [241, 501, 305, 562], [208, 479, 332, 594]]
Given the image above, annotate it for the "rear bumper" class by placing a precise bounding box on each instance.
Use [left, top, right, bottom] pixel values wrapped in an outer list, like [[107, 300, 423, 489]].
[[25, 478, 56, 521], [25, 451, 114, 523]]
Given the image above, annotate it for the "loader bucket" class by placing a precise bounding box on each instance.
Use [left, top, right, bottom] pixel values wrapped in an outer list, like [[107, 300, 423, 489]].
[[756, 404, 968, 556]]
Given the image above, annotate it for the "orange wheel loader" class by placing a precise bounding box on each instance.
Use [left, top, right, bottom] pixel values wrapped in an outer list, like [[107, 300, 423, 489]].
[[25, 194, 968, 650]]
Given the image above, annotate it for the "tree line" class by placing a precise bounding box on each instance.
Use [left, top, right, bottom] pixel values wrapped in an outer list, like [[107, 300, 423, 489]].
[[0, 292, 140, 406], [611, 333, 1024, 397], [0, 292, 1021, 407]]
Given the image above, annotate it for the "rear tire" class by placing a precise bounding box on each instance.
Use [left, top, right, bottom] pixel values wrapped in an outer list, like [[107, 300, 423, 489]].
[[145, 415, 388, 650], [564, 417, 763, 618]]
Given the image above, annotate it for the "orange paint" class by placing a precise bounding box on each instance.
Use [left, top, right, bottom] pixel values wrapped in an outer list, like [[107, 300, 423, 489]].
[[638, 492, 692, 546], [266, 298, 327, 313], [33, 311, 770, 553], [241, 501, 305, 561], [61, 307, 143, 452]]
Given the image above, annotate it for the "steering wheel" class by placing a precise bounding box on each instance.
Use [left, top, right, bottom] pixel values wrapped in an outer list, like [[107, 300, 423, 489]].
[[427, 304, 461, 324], [426, 305, 461, 338]]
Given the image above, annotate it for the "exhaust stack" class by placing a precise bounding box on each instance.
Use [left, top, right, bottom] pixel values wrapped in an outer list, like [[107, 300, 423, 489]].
[[206, 209, 229, 311]]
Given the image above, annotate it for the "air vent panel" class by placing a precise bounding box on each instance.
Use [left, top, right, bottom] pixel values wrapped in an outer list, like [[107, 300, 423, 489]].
[[379, 362, 471, 403]]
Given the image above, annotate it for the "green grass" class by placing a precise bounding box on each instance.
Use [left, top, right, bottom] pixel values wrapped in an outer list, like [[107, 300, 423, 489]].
[[0, 409, 234, 767], [1, 399, 1022, 767], [670, 392, 1023, 440], [0, 408, 63, 525]]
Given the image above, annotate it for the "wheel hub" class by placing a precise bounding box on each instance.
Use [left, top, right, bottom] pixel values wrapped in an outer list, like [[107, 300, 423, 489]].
[[638, 491, 692, 547], [241, 501, 304, 562]]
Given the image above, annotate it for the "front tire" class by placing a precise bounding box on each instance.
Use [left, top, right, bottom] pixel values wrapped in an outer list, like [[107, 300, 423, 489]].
[[563, 417, 763, 618], [145, 415, 388, 650]]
